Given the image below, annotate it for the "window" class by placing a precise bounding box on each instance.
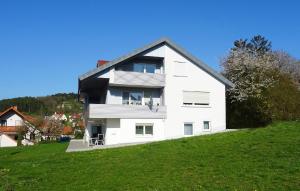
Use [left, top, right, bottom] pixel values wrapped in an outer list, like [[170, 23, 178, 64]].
[[133, 63, 156, 74], [0, 120, 7, 126], [122, 92, 129, 104], [203, 121, 210, 130], [145, 125, 153, 135], [183, 91, 209, 106], [135, 124, 153, 136], [135, 125, 144, 135], [130, 92, 142, 105], [184, 123, 193, 135], [145, 64, 156, 73], [144, 91, 152, 105], [122, 92, 142, 105], [133, 63, 144, 73]]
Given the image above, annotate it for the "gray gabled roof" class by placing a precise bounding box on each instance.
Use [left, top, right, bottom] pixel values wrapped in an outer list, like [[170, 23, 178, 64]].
[[79, 37, 234, 87]]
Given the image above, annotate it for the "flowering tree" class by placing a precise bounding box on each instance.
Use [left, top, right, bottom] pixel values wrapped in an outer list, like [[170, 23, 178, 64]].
[[221, 35, 278, 103], [40, 117, 63, 140], [221, 35, 300, 128]]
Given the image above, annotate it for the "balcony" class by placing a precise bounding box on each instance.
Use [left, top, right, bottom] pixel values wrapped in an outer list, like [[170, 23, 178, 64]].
[[87, 104, 166, 119], [109, 70, 165, 88]]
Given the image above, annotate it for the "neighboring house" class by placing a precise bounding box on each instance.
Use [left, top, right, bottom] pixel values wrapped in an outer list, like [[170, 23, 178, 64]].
[[78, 38, 233, 145], [0, 106, 40, 147], [62, 126, 73, 136], [0, 133, 17, 147], [51, 112, 68, 121]]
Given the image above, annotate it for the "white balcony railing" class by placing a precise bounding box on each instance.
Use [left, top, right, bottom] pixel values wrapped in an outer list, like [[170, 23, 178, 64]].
[[88, 104, 166, 119], [110, 70, 165, 88]]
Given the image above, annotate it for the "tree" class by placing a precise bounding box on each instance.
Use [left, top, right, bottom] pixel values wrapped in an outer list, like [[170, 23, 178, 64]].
[[16, 126, 25, 146], [221, 35, 300, 128], [271, 51, 300, 86], [40, 118, 63, 140]]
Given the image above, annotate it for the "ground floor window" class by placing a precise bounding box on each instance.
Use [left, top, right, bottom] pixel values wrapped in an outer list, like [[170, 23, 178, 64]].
[[135, 125, 144, 135], [184, 123, 193, 135], [135, 124, 153, 136], [203, 121, 210, 130]]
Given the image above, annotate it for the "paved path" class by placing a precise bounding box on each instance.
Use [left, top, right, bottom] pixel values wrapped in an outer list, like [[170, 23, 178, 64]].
[[66, 140, 150, 152]]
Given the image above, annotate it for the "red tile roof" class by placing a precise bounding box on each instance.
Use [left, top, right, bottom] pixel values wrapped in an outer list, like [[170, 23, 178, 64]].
[[0, 106, 36, 124], [62, 126, 73, 135], [0, 126, 18, 133]]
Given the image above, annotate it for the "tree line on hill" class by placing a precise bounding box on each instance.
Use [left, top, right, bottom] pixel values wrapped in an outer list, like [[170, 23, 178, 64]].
[[221, 35, 300, 128], [0, 93, 82, 116]]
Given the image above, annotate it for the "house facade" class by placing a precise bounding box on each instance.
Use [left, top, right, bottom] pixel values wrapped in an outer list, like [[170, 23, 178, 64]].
[[78, 38, 233, 145], [0, 106, 40, 147]]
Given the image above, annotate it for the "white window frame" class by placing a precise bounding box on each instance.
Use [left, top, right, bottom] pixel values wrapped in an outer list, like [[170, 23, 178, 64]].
[[184, 122, 194, 136], [135, 123, 154, 136], [203, 121, 211, 132]]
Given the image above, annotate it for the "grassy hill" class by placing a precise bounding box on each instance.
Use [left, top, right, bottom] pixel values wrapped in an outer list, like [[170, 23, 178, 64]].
[[1, 121, 300, 190], [0, 93, 82, 116]]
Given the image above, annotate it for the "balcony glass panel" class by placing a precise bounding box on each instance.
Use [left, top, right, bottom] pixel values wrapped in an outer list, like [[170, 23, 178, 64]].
[[122, 91, 142, 105], [122, 92, 129, 105], [130, 92, 142, 105], [133, 63, 144, 73], [145, 64, 155, 73]]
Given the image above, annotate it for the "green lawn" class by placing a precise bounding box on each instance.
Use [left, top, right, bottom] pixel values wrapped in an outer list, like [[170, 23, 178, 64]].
[[1, 122, 300, 191]]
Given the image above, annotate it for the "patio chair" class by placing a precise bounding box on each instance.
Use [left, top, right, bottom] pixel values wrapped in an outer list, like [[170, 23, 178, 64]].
[[95, 134, 105, 145]]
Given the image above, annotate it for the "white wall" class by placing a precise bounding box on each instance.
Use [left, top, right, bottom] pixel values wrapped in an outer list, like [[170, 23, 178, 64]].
[[84, 124, 91, 142], [105, 118, 165, 145], [1, 113, 24, 126], [163, 45, 226, 138], [119, 118, 165, 143], [0, 134, 17, 147], [84, 43, 227, 145], [105, 119, 120, 145]]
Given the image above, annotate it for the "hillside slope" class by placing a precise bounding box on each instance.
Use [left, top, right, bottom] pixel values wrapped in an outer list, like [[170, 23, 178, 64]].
[[0, 93, 82, 115], [0, 121, 300, 190]]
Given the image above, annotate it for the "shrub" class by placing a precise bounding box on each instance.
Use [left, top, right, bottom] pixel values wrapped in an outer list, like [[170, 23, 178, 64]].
[[74, 131, 84, 139]]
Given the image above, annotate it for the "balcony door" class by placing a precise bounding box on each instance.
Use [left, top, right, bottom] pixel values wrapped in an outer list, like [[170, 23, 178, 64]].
[[122, 91, 142, 105], [91, 125, 103, 138]]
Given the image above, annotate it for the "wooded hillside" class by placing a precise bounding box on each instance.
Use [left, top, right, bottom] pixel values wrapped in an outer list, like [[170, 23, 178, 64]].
[[0, 93, 82, 115]]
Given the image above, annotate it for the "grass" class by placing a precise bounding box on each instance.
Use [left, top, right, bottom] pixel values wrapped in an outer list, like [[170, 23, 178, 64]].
[[1, 121, 300, 191]]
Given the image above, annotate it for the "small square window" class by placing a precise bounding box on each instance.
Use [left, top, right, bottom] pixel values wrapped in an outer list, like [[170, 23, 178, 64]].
[[145, 125, 153, 135], [203, 121, 210, 130], [136, 126, 144, 135]]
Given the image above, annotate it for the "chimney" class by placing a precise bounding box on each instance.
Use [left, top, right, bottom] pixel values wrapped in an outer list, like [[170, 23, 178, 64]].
[[97, 60, 109, 68]]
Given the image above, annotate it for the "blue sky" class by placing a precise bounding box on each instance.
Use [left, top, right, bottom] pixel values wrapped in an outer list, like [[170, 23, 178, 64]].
[[0, 0, 299, 99]]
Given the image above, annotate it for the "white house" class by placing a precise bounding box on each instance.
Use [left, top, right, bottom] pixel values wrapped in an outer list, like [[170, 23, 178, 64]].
[[0, 133, 17, 147], [78, 38, 233, 146], [51, 112, 68, 121], [0, 106, 40, 147]]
